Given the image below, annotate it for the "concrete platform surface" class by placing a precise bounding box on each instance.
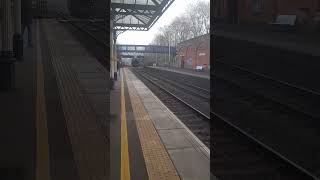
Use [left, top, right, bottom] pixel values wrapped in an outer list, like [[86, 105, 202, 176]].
[[41, 19, 109, 179], [124, 68, 212, 180]]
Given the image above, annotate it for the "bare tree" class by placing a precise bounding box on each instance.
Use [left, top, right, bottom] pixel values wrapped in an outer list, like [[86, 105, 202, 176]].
[[151, 33, 167, 46], [151, 0, 210, 45], [186, 1, 210, 37], [197, 1, 210, 34], [170, 16, 193, 44]]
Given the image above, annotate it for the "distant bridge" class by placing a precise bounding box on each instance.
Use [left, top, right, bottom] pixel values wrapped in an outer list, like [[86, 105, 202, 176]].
[[116, 44, 176, 55]]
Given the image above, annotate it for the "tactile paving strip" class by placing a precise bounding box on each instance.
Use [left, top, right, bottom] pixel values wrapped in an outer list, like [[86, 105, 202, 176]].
[[42, 20, 108, 180], [124, 69, 181, 180]]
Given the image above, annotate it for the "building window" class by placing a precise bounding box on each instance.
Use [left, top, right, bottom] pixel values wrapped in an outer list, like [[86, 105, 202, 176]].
[[251, 0, 263, 15]]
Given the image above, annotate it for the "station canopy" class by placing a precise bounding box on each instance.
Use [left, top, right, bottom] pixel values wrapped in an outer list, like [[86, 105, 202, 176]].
[[111, 0, 175, 31]]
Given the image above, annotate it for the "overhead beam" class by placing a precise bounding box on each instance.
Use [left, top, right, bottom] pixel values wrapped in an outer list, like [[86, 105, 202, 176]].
[[114, 23, 146, 27], [150, 0, 160, 6], [146, 0, 174, 27], [115, 10, 154, 17], [112, 3, 158, 11], [111, 0, 175, 30], [114, 26, 148, 31]]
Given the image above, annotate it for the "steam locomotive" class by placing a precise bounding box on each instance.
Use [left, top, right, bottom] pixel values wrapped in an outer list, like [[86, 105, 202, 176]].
[[132, 57, 144, 67]]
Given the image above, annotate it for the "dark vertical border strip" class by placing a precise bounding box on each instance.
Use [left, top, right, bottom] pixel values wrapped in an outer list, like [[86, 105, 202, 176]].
[[210, 0, 214, 177]]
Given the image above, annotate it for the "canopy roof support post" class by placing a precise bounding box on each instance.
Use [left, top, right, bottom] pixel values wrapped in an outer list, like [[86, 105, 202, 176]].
[[1, 0, 13, 56], [113, 30, 118, 80], [110, 20, 115, 79], [13, 0, 23, 60], [1, 0, 16, 91]]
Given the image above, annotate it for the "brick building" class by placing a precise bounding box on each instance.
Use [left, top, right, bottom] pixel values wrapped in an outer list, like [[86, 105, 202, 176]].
[[176, 34, 210, 70], [214, 0, 320, 28]]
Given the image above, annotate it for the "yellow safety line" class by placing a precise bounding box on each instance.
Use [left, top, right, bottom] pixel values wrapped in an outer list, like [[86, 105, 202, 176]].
[[36, 20, 51, 180], [121, 68, 131, 180]]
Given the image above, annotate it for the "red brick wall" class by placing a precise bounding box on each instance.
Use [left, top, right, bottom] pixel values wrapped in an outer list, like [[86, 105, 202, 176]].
[[216, 0, 320, 24], [238, 0, 277, 24], [177, 34, 210, 70]]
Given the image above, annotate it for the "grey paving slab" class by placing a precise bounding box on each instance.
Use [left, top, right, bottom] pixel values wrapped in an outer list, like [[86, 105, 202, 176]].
[[79, 78, 109, 88], [71, 63, 104, 73], [85, 94, 109, 117], [133, 87, 149, 92], [143, 102, 167, 111], [132, 82, 147, 88], [140, 97, 157, 103], [77, 72, 107, 79], [137, 90, 151, 97], [78, 79, 109, 94], [168, 148, 210, 180], [136, 90, 151, 95], [148, 110, 183, 130], [158, 129, 194, 150], [60, 49, 91, 57]]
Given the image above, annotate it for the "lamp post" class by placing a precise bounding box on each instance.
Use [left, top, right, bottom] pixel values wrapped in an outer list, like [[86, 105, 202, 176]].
[[168, 34, 170, 68]]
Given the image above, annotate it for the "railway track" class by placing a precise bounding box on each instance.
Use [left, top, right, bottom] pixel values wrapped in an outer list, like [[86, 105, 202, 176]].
[[131, 68, 210, 148], [145, 67, 210, 90], [214, 60, 320, 119], [213, 65, 320, 179], [135, 68, 210, 117], [212, 112, 317, 180], [140, 69, 210, 101]]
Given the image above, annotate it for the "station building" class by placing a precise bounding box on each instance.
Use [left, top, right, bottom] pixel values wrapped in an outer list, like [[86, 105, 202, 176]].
[[176, 33, 210, 70], [214, 0, 320, 30]]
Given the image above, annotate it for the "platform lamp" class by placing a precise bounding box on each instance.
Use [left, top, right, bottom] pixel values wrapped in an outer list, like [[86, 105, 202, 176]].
[[168, 34, 171, 68], [168, 31, 176, 69]]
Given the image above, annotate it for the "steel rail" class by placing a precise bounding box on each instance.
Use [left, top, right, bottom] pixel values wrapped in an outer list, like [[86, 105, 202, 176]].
[[134, 69, 210, 120], [215, 59, 320, 96], [145, 67, 210, 93], [212, 110, 319, 180], [141, 70, 210, 101]]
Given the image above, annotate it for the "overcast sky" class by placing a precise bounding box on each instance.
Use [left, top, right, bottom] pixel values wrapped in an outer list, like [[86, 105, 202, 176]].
[[117, 0, 209, 45]]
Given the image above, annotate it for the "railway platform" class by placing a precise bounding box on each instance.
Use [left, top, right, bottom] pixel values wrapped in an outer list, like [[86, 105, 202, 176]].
[[148, 66, 210, 79], [111, 67, 212, 179], [1, 18, 212, 179], [1, 19, 109, 179]]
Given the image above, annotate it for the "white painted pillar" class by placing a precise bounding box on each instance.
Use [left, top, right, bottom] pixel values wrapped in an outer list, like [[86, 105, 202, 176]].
[[14, 0, 21, 34], [1, 0, 13, 56], [110, 20, 114, 79], [113, 32, 117, 78], [168, 34, 170, 68], [155, 52, 157, 65], [13, 0, 23, 60], [1, 0, 16, 90]]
